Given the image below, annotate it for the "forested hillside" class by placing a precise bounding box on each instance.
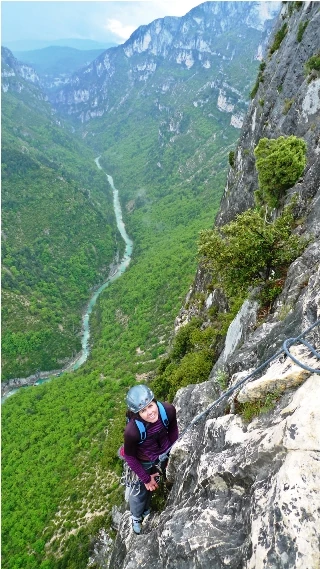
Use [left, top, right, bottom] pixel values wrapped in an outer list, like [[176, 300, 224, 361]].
[[1, 47, 118, 379]]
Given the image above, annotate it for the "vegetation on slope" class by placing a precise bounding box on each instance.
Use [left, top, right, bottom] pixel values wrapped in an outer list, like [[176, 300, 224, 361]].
[[1, 86, 118, 379], [1, 89, 230, 569], [1, 371, 125, 569], [152, 136, 309, 401], [254, 135, 306, 208]]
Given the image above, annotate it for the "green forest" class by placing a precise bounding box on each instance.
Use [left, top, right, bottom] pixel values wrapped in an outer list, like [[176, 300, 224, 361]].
[[1, 86, 119, 379]]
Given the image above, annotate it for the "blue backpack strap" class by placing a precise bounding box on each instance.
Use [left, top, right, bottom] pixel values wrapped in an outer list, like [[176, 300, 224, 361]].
[[156, 401, 169, 428], [134, 419, 147, 443]]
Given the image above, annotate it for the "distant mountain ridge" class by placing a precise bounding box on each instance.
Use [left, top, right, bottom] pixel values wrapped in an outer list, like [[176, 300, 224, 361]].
[[3, 38, 117, 52], [55, 1, 280, 124], [12, 46, 108, 90], [52, 1, 280, 217], [1, 46, 41, 92]]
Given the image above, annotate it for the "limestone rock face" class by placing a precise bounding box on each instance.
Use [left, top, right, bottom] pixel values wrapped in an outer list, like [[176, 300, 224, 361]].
[[177, 1, 320, 377], [237, 343, 320, 403], [1, 46, 44, 97]]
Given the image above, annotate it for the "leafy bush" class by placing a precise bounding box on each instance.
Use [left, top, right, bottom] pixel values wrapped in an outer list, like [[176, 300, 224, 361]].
[[287, 1, 303, 16], [305, 53, 320, 75], [228, 151, 235, 168], [237, 391, 281, 422], [215, 369, 228, 390], [169, 318, 203, 361], [269, 23, 288, 55], [198, 205, 307, 298], [254, 135, 306, 207], [283, 98, 294, 114], [153, 348, 215, 402], [152, 318, 219, 401], [258, 278, 285, 309]]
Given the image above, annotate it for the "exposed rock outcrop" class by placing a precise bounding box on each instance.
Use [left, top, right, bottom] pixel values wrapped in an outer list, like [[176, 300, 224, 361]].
[[109, 3, 320, 568], [216, 1, 320, 227], [1, 46, 44, 97]]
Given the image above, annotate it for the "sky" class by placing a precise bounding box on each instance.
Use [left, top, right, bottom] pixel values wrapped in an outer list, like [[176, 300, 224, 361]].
[[1, 0, 207, 47]]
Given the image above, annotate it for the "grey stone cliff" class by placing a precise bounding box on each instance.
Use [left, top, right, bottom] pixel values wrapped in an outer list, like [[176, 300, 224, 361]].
[[108, 3, 320, 568], [1, 46, 42, 94]]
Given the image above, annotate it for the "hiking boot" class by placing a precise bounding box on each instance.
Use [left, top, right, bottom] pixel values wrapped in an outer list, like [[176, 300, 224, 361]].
[[142, 509, 151, 519], [132, 518, 142, 534]]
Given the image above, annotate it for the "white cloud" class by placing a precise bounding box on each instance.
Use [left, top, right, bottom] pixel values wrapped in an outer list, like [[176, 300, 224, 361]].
[[104, 18, 136, 41], [100, 1, 203, 42]]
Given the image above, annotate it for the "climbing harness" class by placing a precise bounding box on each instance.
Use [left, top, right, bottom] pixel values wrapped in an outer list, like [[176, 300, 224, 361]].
[[121, 464, 142, 497], [158, 318, 320, 462]]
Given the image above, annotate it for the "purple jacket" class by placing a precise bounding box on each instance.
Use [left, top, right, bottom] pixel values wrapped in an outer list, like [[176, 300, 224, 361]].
[[124, 402, 178, 484]]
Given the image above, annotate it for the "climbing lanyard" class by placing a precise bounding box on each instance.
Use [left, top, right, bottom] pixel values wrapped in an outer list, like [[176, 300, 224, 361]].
[[158, 318, 320, 462]]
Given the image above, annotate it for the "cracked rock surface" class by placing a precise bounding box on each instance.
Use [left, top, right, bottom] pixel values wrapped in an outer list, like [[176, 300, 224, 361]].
[[110, 375, 320, 569]]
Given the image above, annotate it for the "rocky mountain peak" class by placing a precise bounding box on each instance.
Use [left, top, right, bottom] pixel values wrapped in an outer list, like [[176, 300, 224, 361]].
[[54, 2, 280, 122], [122, 2, 280, 59]]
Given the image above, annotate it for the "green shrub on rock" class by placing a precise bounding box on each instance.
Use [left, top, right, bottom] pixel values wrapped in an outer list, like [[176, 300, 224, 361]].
[[269, 23, 288, 55], [254, 135, 306, 207], [250, 60, 266, 99], [305, 53, 320, 78], [152, 318, 218, 401], [228, 151, 235, 168], [198, 205, 307, 298], [297, 20, 308, 42]]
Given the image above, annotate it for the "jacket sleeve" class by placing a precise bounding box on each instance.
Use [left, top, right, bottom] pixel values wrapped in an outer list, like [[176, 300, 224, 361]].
[[123, 422, 151, 484], [123, 453, 151, 484]]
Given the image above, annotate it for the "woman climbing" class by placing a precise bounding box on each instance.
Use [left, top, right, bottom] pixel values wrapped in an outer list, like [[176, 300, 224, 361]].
[[123, 384, 179, 534]]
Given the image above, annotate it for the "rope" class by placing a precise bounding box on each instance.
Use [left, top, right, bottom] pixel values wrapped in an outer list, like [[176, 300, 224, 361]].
[[158, 318, 320, 461], [283, 338, 320, 373]]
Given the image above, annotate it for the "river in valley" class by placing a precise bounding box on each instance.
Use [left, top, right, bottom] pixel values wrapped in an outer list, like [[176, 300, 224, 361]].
[[2, 157, 133, 402]]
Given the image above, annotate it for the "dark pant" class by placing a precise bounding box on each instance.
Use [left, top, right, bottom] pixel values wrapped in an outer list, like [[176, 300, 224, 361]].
[[129, 461, 156, 520]]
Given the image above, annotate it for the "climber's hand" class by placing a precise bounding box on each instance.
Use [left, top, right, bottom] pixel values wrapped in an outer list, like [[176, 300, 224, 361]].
[[144, 473, 160, 491]]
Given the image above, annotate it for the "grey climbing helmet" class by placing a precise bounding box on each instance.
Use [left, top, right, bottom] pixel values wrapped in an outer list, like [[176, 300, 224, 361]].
[[126, 385, 154, 413]]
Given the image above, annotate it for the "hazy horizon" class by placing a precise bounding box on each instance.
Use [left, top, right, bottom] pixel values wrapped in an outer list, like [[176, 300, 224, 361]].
[[1, 0, 205, 50]]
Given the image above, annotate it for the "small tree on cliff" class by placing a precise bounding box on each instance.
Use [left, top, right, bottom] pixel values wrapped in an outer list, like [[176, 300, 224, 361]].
[[254, 135, 306, 208], [198, 205, 306, 299]]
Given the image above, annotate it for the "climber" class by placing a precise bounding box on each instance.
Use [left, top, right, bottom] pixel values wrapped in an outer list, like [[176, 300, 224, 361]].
[[123, 384, 178, 535]]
